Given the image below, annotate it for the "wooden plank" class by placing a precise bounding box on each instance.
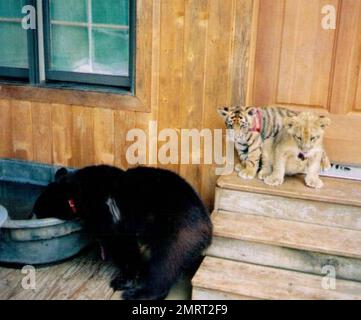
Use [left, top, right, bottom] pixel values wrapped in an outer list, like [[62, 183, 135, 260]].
[[156, 0, 185, 173], [52, 104, 73, 167], [179, 0, 209, 192], [228, 0, 254, 105], [208, 236, 361, 282], [217, 188, 361, 231], [114, 110, 136, 170], [71, 106, 94, 168], [217, 173, 361, 207], [134, 0, 161, 167], [213, 210, 361, 259], [11, 100, 33, 160], [200, 0, 235, 208], [93, 108, 115, 165], [0, 251, 118, 300], [192, 287, 256, 300], [32, 102, 53, 164], [192, 257, 361, 300], [0, 99, 13, 158]]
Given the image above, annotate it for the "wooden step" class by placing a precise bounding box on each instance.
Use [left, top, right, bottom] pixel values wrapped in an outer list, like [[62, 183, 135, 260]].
[[192, 257, 361, 300], [207, 236, 361, 282], [217, 173, 361, 207], [212, 210, 361, 259], [216, 187, 361, 231]]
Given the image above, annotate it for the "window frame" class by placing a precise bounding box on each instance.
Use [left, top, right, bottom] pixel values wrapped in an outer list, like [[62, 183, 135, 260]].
[[0, 0, 135, 91], [0, 0, 38, 82], [42, 0, 134, 89], [0, 0, 156, 113]]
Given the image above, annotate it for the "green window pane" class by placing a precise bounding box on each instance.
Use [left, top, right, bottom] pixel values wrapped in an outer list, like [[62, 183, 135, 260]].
[[0, 0, 26, 19], [92, 0, 129, 25], [0, 22, 28, 68], [50, 25, 89, 72], [50, 0, 87, 22], [93, 28, 129, 76]]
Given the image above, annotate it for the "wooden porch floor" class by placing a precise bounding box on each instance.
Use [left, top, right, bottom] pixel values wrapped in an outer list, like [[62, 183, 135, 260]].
[[0, 248, 191, 300]]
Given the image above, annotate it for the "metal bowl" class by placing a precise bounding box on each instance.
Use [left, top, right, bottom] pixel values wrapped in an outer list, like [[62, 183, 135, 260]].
[[0, 159, 90, 265]]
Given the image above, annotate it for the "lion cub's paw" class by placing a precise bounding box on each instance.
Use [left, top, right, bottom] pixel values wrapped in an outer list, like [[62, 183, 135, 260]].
[[305, 176, 324, 189], [264, 175, 284, 186], [320, 156, 331, 172], [258, 169, 272, 180], [238, 168, 257, 180]]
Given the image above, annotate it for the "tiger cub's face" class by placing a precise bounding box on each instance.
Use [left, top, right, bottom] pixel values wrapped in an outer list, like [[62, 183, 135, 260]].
[[217, 106, 256, 140], [284, 112, 330, 154]]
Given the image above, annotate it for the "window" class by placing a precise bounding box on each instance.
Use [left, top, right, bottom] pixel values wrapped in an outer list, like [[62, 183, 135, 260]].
[[0, 0, 31, 80], [0, 0, 134, 90]]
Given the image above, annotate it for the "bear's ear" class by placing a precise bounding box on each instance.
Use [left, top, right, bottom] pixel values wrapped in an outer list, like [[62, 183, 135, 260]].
[[55, 167, 68, 181]]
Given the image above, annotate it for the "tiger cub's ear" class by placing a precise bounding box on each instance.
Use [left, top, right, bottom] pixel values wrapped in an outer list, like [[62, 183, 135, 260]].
[[246, 107, 257, 116], [317, 116, 331, 129], [217, 106, 230, 119]]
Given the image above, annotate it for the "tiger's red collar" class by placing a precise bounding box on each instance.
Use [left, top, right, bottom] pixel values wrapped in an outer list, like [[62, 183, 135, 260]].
[[251, 109, 263, 133]]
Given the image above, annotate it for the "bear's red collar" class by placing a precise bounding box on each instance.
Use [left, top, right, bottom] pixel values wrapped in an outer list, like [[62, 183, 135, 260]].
[[68, 199, 77, 214], [251, 109, 263, 133]]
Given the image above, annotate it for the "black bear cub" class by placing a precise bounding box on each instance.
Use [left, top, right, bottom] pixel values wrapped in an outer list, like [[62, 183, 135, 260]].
[[32, 165, 212, 300]]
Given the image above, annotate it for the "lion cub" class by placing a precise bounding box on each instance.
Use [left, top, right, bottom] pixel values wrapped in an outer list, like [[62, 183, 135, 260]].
[[264, 112, 331, 189]]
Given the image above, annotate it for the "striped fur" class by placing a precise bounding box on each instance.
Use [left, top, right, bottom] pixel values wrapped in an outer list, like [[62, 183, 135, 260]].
[[218, 105, 296, 179]]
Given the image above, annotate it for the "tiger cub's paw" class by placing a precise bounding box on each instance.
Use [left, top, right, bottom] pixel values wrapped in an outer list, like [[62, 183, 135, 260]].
[[235, 164, 243, 173], [305, 176, 324, 189], [264, 175, 284, 186], [258, 169, 272, 180], [238, 168, 257, 180]]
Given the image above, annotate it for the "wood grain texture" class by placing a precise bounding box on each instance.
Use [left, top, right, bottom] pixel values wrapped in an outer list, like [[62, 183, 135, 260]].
[[0, 0, 256, 209], [179, 0, 209, 191], [251, 0, 361, 165], [213, 210, 361, 259], [32, 102, 53, 164], [52, 104, 73, 166], [93, 108, 115, 165], [192, 287, 256, 300], [11, 100, 33, 160], [192, 256, 361, 300], [217, 172, 361, 207], [0, 99, 12, 158], [217, 188, 361, 231], [208, 236, 361, 282]]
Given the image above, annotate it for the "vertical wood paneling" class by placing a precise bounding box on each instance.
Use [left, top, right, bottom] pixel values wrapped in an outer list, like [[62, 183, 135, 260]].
[[72, 106, 94, 167], [93, 108, 115, 165], [0, 0, 256, 209], [32, 102, 53, 164], [179, 0, 209, 192], [135, 0, 161, 166], [228, 0, 254, 106], [0, 99, 12, 158], [276, 0, 338, 108], [330, 0, 361, 114], [11, 100, 33, 160], [52, 104, 73, 166], [200, 0, 236, 208], [157, 0, 185, 173], [114, 110, 136, 169]]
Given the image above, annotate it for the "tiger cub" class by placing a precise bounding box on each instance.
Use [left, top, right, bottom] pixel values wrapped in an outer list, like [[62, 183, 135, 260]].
[[218, 106, 295, 179]]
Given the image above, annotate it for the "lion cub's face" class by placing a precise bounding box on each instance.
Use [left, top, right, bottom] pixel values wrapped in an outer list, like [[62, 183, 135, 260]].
[[284, 112, 330, 154]]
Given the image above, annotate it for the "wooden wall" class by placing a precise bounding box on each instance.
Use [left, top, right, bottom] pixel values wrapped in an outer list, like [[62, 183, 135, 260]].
[[0, 0, 255, 208]]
